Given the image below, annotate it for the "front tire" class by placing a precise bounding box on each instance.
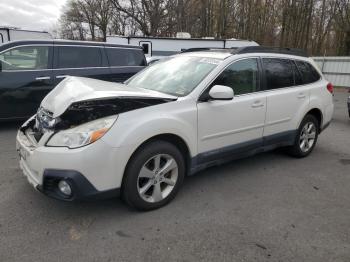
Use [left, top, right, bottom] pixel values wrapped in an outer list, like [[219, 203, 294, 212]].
[[288, 114, 319, 158], [122, 140, 185, 211]]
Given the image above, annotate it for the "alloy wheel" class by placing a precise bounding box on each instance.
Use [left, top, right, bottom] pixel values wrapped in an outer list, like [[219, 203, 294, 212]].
[[137, 154, 178, 203], [299, 122, 317, 153]]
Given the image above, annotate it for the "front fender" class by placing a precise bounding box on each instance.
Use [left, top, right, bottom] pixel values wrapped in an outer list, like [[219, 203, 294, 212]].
[[101, 99, 198, 157]]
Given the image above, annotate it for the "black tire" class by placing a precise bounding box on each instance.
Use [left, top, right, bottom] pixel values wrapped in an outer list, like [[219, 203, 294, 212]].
[[288, 114, 319, 158], [122, 140, 185, 211]]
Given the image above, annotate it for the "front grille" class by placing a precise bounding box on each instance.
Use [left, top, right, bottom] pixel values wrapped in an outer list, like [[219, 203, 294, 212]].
[[43, 178, 57, 192]]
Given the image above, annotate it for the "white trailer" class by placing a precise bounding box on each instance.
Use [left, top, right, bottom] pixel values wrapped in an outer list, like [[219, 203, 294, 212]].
[[0, 27, 52, 44], [106, 35, 259, 57]]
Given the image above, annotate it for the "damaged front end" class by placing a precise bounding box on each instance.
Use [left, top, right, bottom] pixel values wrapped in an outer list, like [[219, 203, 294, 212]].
[[19, 76, 177, 148], [21, 96, 175, 146]]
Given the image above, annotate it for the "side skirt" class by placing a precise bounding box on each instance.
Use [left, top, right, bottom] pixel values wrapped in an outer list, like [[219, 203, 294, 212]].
[[189, 130, 297, 175]]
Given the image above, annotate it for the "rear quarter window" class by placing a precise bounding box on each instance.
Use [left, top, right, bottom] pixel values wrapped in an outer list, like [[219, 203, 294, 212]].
[[106, 48, 146, 66], [57, 46, 102, 68], [295, 60, 321, 84]]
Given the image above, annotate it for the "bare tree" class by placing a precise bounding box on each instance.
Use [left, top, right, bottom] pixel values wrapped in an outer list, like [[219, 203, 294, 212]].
[[58, 0, 350, 55], [335, 0, 350, 55]]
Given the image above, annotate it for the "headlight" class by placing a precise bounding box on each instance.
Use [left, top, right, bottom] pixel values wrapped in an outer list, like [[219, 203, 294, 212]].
[[46, 115, 117, 148]]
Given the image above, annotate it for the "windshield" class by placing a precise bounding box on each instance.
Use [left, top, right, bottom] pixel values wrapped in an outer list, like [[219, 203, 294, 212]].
[[125, 56, 220, 96]]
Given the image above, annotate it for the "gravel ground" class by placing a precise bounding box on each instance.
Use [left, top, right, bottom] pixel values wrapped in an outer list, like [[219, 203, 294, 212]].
[[0, 90, 349, 262]]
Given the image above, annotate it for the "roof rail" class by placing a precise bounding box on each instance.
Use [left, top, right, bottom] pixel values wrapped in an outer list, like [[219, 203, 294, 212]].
[[181, 47, 234, 53], [234, 46, 308, 57]]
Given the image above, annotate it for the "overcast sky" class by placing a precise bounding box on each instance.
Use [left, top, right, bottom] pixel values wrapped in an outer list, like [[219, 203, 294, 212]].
[[0, 0, 67, 32]]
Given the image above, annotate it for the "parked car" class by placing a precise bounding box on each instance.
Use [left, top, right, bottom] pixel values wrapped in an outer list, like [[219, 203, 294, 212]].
[[0, 40, 146, 120], [16, 46, 334, 210]]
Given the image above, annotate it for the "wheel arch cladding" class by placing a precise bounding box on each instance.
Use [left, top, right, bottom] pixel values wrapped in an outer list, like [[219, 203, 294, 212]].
[[306, 108, 323, 130], [126, 133, 192, 177]]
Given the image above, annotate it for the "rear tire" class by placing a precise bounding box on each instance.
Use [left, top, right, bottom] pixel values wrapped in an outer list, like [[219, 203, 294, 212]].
[[122, 140, 185, 211], [287, 114, 319, 158]]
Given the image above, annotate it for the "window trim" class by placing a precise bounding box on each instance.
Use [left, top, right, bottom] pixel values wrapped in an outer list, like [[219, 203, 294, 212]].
[[0, 44, 144, 72], [198, 57, 261, 102], [1, 65, 144, 73]]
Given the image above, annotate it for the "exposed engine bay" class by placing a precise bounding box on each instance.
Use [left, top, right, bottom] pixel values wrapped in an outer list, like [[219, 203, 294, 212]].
[[21, 96, 176, 142]]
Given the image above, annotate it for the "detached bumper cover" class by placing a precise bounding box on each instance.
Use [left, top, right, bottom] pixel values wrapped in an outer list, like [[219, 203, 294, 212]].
[[37, 169, 120, 201]]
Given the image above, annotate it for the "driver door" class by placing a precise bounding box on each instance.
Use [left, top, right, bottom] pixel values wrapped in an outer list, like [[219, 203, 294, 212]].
[[197, 58, 267, 163], [0, 45, 54, 120]]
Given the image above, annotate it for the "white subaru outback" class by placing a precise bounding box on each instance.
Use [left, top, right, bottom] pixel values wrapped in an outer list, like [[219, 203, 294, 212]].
[[16, 47, 334, 210]]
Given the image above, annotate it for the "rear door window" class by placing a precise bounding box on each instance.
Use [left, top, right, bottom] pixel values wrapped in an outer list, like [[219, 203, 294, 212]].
[[57, 46, 102, 68], [106, 48, 146, 66], [263, 58, 294, 90], [295, 60, 320, 84]]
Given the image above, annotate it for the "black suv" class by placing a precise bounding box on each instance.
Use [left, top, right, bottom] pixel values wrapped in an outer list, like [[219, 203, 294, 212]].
[[0, 40, 146, 120]]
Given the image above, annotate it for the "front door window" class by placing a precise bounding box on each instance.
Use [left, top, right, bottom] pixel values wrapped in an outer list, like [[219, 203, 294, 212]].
[[211, 58, 259, 96], [0, 46, 49, 71]]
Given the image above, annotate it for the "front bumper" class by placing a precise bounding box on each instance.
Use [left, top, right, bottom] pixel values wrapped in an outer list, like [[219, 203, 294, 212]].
[[16, 124, 125, 201], [37, 169, 120, 201]]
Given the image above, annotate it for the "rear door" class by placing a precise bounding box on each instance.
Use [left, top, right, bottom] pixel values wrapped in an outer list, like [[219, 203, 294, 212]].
[[262, 58, 310, 144], [0, 44, 54, 120], [105, 47, 146, 83], [52, 45, 111, 86]]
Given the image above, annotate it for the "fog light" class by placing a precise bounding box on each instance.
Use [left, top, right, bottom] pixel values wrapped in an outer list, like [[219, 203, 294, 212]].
[[58, 180, 72, 196]]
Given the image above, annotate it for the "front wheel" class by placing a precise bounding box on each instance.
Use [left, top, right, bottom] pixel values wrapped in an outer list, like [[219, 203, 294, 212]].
[[288, 115, 319, 158], [122, 140, 185, 211]]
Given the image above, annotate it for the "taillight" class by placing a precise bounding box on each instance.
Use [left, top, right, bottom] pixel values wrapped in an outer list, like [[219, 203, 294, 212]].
[[327, 82, 334, 94]]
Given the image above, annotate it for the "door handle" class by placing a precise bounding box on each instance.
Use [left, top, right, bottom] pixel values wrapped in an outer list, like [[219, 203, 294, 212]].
[[35, 76, 50, 81], [56, 75, 70, 79], [251, 101, 264, 108], [298, 93, 306, 99]]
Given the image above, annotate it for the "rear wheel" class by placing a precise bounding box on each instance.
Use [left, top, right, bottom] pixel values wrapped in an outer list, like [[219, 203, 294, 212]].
[[122, 140, 185, 211], [288, 114, 319, 158]]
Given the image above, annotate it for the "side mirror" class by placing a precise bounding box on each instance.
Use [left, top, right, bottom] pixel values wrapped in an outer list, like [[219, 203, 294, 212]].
[[208, 85, 234, 100]]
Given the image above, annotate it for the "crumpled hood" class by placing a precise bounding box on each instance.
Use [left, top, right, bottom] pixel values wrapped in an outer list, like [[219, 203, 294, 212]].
[[41, 76, 177, 117]]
